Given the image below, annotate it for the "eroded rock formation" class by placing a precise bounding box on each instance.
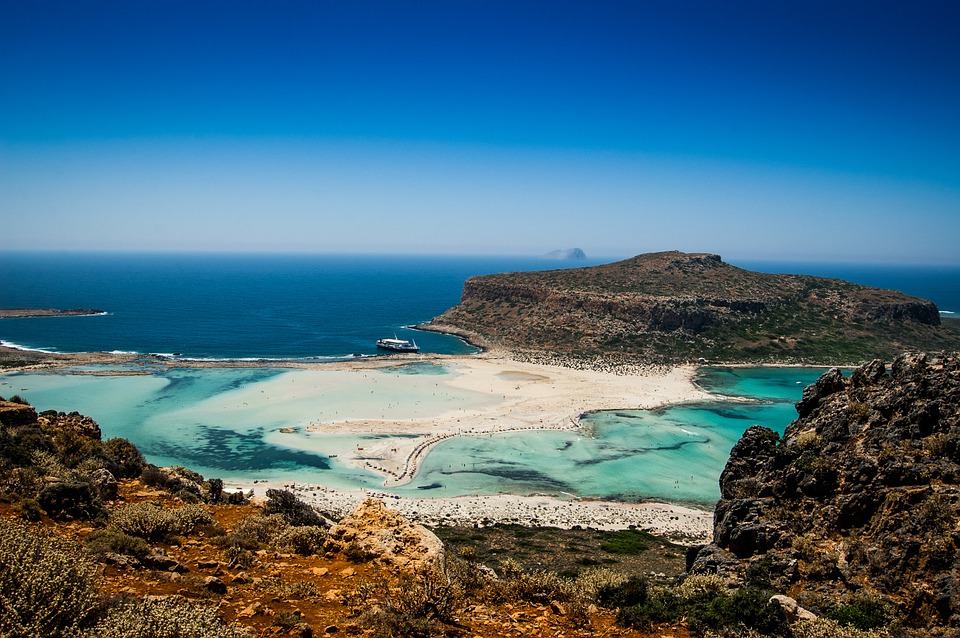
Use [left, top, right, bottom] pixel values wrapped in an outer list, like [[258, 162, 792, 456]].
[[690, 353, 960, 631]]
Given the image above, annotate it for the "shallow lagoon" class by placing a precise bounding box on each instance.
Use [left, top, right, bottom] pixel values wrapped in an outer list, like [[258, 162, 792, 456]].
[[0, 364, 825, 504]]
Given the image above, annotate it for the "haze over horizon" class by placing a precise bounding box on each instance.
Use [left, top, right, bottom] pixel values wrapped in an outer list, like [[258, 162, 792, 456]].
[[2, 1, 959, 263]]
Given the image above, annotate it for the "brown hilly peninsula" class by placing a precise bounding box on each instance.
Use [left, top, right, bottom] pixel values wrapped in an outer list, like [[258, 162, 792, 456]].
[[425, 251, 960, 365]]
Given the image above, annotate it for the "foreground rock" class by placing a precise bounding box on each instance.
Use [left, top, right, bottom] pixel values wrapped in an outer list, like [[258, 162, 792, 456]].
[[690, 353, 960, 631], [324, 498, 444, 573]]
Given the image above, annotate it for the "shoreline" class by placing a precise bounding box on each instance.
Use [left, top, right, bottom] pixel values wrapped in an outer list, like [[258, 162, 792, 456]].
[[232, 480, 714, 543]]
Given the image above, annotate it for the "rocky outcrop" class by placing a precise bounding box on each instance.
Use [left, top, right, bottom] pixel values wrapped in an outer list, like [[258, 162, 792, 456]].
[[690, 353, 960, 631], [0, 401, 38, 427], [38, 410, 103, 440], [324, 498, 444, 573], [430, 251, 957, 364]]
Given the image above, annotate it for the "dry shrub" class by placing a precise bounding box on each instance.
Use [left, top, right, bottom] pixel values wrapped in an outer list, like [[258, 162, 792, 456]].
[[219, 514, 287, 550], [492, 558, 577, 604], [273, 524, 326, 555], [360, 569, 459, 638], [575, 567, 629, 603], [0, 518, 99, 637], [792, 618, 894, 638], [677, 574, 729, 600], [77, 596, 248, 638], [109, 501, 213, 542]]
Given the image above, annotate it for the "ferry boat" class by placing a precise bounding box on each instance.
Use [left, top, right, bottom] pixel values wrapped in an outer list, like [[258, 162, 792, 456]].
[[376, 336, 420, 353]]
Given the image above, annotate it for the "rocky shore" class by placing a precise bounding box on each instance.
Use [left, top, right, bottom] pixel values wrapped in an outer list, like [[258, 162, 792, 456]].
[[235, 482, 713, 543]]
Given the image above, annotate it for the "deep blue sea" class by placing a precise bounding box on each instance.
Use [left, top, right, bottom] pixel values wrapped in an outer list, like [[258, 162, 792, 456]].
[[1, 253, 957, 359]]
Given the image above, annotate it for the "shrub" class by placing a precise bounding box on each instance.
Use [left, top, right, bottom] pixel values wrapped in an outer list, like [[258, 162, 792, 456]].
[[494, 558, 576, 604], [219, 514, 287, 550], [102, 438, 145, 479], [792, 619, 894, 638], [686, 587, 788, 637], [616, 588, 684, 630], [678, 574, 728, 600], [86, 528, 151, 559], [360, 570, 458, 638], [263, 489, 326, 527], [52, 430, 98, 469], [573, 567, 628, 603], [597, 575, 648, 609], [827, 596, 892, 630], [140, 465, 168, 488], [274, 525, 326, 555], [37, 481, 104, 521], [599, 529, 652, 555], [110, 501, 213, 542], [14, 498, 43, 521], [77, 596, 247, 638], [0, 518, 99, 636]]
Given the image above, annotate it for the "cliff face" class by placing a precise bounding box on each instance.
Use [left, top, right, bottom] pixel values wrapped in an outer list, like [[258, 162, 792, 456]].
[[690, 353, 960, 631], [429, 251, 956, 363]]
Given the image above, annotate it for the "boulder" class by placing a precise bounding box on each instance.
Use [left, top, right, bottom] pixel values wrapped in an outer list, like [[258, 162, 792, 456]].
[[324, 498, 444, 573], [89, 468, 118, 500]]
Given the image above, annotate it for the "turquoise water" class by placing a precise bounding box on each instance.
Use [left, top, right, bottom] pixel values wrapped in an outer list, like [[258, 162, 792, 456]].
[[0, 365, 825, 505], [399, 367, 826, 503]]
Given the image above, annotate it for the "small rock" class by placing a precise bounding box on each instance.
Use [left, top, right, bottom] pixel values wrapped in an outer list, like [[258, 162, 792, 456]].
[[770, 594, 817, 622], [203, 576, 227, 595], [238, 602, 263, 618], [324, 625, 338, 634], [310, 567, 329, 577]]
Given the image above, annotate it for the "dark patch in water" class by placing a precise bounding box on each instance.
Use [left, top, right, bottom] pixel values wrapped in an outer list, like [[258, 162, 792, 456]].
[[439, 465, 571, 491], [558, 440, 574, 451], [573, 437, 711, 466], [149, 426, 331, 472], [417, 482, 443, 490]]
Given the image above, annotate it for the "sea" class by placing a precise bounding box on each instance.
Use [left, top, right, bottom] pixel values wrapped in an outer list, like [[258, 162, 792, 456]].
[[1, 253, 958, 505], [0, 253, 956, 358]]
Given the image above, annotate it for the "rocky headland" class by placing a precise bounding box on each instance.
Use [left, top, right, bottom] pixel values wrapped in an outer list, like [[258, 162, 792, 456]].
[[425, 251, 960, 365], [690, 353, 960, 634]]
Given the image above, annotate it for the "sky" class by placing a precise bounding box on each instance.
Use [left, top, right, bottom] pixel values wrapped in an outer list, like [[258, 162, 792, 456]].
[[1, 0, 959, 263]]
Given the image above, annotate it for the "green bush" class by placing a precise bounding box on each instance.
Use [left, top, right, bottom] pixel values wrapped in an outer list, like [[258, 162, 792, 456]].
[[263, 489, 326, 527], [102, 438, 146, 479], [597, 575, 648, 609], [77, 596, 247, 638], [85, 528, 151, 559], [686, 587, 788, 636], [0, 518, 100, 637], [599, 529, 652, 555], [109, 501, 213, 542], [827, 597, 892, 630], [793, 618, 895, 638], [37, 481, 105, 521], [616, 588, 684, 630]]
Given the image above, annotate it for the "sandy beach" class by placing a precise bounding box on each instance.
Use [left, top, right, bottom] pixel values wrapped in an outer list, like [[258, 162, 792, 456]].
[[2, 342, 721, 541]]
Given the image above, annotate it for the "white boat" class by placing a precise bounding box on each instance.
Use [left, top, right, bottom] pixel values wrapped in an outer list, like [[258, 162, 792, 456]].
[[376, 336, 420, 352]]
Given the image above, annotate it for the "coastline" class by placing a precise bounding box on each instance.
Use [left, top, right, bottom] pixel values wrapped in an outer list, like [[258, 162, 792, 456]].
[[231, 480, 714, 543]]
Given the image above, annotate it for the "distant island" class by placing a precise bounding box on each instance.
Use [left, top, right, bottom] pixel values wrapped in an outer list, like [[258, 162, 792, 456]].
[[541, 247, 586, 260], [425, 250, 960, 364], [0, 308, 106, 319]]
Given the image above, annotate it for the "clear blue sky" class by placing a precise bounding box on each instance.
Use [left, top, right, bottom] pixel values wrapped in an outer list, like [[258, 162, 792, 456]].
[[2, 0, 959, 262]]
